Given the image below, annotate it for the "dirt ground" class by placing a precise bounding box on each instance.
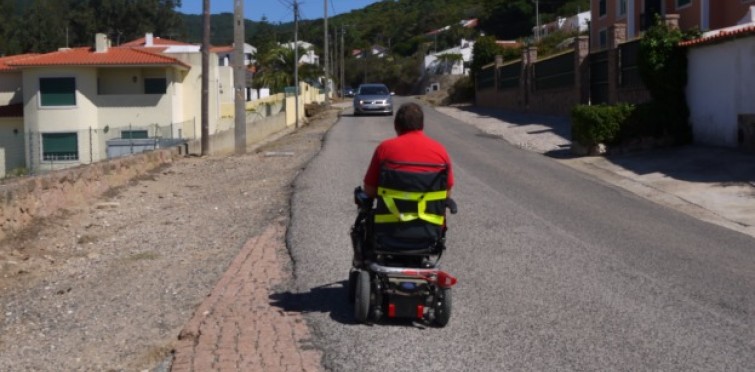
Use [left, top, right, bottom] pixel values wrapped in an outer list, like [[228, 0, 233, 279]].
[[0, 107, 339, 371]]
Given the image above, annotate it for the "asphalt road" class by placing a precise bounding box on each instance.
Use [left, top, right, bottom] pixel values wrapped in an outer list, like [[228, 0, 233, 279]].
[[286, 98, 755, 371]]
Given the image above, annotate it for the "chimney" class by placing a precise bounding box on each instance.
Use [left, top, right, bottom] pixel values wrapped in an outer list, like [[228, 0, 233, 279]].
[[146, 33, 154, 47], [95, 33, 109, 53]]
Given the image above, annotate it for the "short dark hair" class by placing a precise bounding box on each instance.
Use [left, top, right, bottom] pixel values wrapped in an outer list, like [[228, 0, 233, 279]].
[[394, 103, 424, 133]]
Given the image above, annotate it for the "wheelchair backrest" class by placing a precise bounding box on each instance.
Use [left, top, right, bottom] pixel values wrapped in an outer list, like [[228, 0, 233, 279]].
[[373, 161, 448, 249]]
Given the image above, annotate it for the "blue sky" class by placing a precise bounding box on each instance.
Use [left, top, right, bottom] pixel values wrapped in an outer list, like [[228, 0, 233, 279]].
[[178, 0, 381, 24]]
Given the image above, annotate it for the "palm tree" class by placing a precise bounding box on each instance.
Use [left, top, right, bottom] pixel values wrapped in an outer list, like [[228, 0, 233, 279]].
[[252, 45, 323, 93]]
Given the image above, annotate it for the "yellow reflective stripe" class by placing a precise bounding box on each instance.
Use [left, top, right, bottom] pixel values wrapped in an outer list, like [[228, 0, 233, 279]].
[[378, 187, 447, 201], [375, 213, 417, 223], [374, 212, 444, 225], [376, 187, 447, 225]]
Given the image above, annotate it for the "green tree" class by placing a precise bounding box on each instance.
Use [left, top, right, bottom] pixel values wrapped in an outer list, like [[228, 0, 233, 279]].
[[435, 53, 463, 74], [253, 45, 323, 93], [0, 0, 16, 55], [249, 16, 278, 58], [471, 35, 504, 76], [637, 16, 695, 144], [9, 0, 69, 53]]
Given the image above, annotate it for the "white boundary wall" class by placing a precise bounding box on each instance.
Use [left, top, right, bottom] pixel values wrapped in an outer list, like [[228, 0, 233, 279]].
[[687, 34, 755, 147]]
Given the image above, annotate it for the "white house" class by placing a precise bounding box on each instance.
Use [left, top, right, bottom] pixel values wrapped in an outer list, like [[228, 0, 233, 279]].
[[0, 32, 225, 174], [280, 41, 319, 65], [533, 11, 591, 39], [211, 43, 258, 104], [353, 45, 388, 59], [213, 43, 256, 67], [0, 54, 32, 176], [423, 39, 475, 76]]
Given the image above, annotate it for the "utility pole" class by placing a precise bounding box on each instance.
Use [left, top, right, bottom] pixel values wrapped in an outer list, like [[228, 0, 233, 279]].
[[234, 0, 246, 154], [340, 24, 345, 96], [201, 0, 210, 155], [294, 0, 300, 129], [533, 0, 541, 42], [330, 28, 336, 95], [323, 0, 330, 105]]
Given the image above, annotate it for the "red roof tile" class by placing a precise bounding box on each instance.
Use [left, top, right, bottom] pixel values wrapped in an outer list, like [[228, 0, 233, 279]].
[[0, 103, 23, 118], [680, 25, 755, 47], [211, 46, 234, 53], [0, 54, 39, 71], [7, 47, 189, 69]]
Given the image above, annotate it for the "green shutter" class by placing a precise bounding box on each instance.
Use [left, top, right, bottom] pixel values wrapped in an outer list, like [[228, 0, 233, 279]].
[[42, 132, 78, 160], [40, 78, 76, 106]]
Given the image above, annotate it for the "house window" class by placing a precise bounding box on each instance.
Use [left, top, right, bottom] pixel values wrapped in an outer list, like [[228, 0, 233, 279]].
[[42, 132, 78, 161], [677, 0, 691, 9], [599, 0, 607, 17], [599, 29, 608, 49], [40, 77, 76, 106], [144, 78, 167, 94], [121, 130, 148, 139], [618, 0, 627, 17]]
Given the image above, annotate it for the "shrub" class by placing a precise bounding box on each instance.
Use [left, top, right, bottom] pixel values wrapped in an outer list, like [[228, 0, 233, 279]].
[[571, 104, 634, 147], [448, 76, 474, 104]]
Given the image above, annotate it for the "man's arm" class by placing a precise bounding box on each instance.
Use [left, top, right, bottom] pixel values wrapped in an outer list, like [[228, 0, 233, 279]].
[[363, 184, 377, 198]]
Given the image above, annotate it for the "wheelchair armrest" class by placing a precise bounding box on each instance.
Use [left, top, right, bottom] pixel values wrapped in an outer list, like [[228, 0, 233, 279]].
[[354, 186, 373, 210], [446, 198, 458, 214]]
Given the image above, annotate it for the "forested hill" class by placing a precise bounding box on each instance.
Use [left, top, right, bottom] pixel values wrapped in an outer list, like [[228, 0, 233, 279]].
[[182, 0, 589, 57], [0, 0, 587, 57]]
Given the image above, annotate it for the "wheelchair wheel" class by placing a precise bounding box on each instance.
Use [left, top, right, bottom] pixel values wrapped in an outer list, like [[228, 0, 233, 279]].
[[347, 270, 359, 303], [433, 288, 452, 327], [354, 270, 371, 323]]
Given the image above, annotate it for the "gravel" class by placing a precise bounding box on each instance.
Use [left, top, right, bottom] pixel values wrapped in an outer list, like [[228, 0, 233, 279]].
[[0, 108, 340, 371]]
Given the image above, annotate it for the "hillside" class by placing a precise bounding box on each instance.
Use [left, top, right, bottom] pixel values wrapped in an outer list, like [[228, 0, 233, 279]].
[[181, 0, 589, 57]]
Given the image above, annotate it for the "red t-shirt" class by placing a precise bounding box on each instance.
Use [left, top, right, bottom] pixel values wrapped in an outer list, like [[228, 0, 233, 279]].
[[364, 130, 454, 189]]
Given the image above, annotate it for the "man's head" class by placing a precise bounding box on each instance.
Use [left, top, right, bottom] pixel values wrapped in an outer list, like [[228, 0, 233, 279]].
[[394, 102, 424, 134]]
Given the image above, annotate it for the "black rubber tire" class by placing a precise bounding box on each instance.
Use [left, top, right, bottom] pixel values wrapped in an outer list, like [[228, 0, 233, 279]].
[[347, 270, 359, 303], [354, 270, 371, 323], [433, 288, 452, 327]]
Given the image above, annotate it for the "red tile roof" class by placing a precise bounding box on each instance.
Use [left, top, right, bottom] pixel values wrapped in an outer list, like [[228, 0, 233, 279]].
[[680, 25, 755, 47], [0, 54, 39, 71], [0, 103, 23, 118], [7, 47, 189, 69], [211, 46, 234, 53]]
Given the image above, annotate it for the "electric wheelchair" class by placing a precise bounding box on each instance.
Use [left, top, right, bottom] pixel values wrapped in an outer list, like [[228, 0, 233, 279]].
[[349, 161, 458, 326]]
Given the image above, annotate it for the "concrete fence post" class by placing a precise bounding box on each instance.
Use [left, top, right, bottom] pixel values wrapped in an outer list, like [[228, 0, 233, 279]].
[[523, 46, 538, 110], [575, 36, 590, 105], [494, 55, 504, 104], [607, 23, 627, 104], [664, 14, 680, 30]]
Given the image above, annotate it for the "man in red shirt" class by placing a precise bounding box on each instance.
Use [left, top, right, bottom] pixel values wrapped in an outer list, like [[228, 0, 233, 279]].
[[363, 102, 454, 198]]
